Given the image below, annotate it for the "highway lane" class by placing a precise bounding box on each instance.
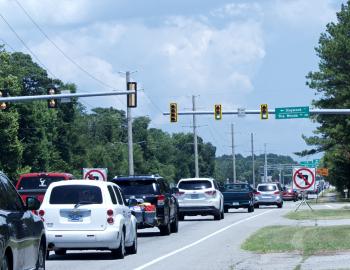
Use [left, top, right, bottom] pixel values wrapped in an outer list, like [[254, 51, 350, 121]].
[[46, 202, 296, 270]]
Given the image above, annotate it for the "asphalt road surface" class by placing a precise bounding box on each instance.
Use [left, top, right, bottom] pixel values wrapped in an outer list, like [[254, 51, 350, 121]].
[[45, 202, 302, 270]]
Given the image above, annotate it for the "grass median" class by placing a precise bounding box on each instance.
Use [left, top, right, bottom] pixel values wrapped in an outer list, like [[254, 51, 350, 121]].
[[285, 208, 350, 220], [241, 225, 350, 256]]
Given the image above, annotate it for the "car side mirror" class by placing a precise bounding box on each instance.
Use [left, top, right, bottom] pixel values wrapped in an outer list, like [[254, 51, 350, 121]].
[[128, 198, 138, 207], [171, 187, 179, 194], [26, 197, 41, 210]]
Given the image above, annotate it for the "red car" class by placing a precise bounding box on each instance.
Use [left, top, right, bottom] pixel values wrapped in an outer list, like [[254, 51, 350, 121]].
[[16, 172, 74, 203], [282, 187, 298, 202]]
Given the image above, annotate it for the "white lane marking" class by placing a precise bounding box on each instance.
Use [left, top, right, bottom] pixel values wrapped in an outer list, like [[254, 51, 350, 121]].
[[325, 204, 334, 208], [134, 210, 274, 270]]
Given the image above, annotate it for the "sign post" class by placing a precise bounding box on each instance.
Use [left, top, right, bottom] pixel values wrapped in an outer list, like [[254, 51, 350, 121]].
[[293, 167, 315, 211]]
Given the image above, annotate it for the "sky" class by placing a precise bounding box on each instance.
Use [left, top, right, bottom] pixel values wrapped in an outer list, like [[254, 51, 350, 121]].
[[0, 0, 345, 162]]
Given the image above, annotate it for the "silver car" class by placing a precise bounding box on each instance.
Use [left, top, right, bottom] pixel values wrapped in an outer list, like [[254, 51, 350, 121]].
[[254, 183, 283, 208]]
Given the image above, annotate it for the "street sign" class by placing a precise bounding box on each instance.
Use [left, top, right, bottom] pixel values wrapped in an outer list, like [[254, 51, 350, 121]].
[[292, 167, 316, 191], [299, 161, 315, 168], [83, 168, 108, 181], [275, 106, 310, 119], [237, 108, 246, 118], [316, 168, 329, 176]]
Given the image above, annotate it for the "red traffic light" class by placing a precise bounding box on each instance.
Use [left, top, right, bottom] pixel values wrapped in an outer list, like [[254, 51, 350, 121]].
[[214, 104, 222, 120], [170, 103, 177, 123], [260, 104, 268, 120]]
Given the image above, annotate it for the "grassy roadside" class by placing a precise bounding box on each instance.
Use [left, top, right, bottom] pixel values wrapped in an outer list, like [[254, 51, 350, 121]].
[[241, 225, 350, 256], [285, 208, 350, 220]]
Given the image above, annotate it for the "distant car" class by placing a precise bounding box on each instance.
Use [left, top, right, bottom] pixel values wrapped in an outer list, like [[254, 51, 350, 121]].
[[16, 172, 74, 203], [282, 187, 298, 201], [176, 178, 224, 220], [39, 180, 137, 259], [254, 183, 283, 208], [222, 183, 255, 213], [0, 171, 46, 270], [111, 175, 179, 235]]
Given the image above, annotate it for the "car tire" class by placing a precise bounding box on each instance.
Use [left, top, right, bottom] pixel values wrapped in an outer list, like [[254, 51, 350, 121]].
[[179, 213, 185, 221], [159, 221, 171, 236], [111, 231, 125, 259], [224, 206, 229, 213], [54, 249, 66, 256], [125, 228, 137, 255], [248, 206, 254, 213], [35, 240, 46, 270], [214, 210, 221, 220], [277, 203, 283, 208], [220, 208, 224, 219], [1, 254, 9, 270], [170, 213, 179, 233], [255, 204, 259, 208]]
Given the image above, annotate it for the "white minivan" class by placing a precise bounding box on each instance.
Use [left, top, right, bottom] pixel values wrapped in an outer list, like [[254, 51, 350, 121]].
[[39, 180, 137, 259]]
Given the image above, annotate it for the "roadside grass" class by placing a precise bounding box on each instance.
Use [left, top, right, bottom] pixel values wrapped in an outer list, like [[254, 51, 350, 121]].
[[241, 225, 350, 256], [285, 208, 350, 220]]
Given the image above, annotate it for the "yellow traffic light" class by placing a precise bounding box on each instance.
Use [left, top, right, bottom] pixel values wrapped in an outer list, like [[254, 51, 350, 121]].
[[170, 103, 177, 123], [47, 87, 58, 109], [127, 82, 137, 108], [260, 104, 268, 120], [0, 89, 9, 111], [214, 104, 222, 120]]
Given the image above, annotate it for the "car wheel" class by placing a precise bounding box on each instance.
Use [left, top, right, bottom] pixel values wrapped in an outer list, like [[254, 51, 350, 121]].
[[224, 206, 229, 213], [126, 228, 137, 255], [111, 231, 125, 259], [35, 240, 46, 270], [170, 213, 179, 233], [255, 204, 259, 208], [54, 249, 66, 256], [159, 221, 171, 236], [248, 206, 254, 213], [1, 254, 9, 270], [277, 203, 283, 208], [179, 213, 185, 221], [220, 208, 224, 219], [214, 210, 221, 220]]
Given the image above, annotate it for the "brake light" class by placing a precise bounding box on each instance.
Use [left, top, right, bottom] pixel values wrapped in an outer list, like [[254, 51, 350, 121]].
[[205, 190, 216, 196], [107, 209, 113, 216], [274, 191, 280, 195], [176, 191, 185, 197], [107, 217, 114, 224], [254, 191, 261, 195], [38, 210, 45, 216], [157, 195, 165, 206], [144, 204, 156, 212]]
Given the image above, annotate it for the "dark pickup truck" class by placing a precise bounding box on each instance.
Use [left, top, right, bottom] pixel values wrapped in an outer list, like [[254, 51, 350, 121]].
[[222, 183, 255, 213]]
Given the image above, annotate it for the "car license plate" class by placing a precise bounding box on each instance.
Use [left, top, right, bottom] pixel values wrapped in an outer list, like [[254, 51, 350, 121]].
[[232, 202, 239, 206], [191, 194, 199, 199], [262, 196, 271, 199], [68, 214, 82, 222]]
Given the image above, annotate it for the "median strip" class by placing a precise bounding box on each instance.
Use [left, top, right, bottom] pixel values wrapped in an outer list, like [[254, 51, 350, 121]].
[[285, 208, 350, 220]]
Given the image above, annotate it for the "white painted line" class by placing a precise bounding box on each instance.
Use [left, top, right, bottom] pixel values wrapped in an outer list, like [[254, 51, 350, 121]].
[[325, 204, 334, 209], [134, 210, 274, 270]]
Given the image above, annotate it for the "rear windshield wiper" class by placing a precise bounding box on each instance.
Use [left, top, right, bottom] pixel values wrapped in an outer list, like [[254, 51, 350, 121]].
[[74, 201, 94, 208]]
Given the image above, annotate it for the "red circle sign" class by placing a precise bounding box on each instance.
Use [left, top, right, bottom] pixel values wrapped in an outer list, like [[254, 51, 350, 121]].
[[84, 169, 106, 181], [293, 168, 315, 190]]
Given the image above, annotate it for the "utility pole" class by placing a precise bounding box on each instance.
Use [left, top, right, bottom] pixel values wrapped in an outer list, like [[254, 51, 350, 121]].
[[192, 95, 199, 178], [264, 143, 268, 182], [251, 133, 255, 188], [231, 123, 236, 183], [126, 71, 134, 175]]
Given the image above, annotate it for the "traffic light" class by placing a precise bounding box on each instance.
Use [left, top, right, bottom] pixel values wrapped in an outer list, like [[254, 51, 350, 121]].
[[0, 89, 9, 111], [214, 104, 222, 120], [260, 104, 268, 120], [127, 82, 137, 108], [170, 103, 177, 123], [47, 87, 58, 109]]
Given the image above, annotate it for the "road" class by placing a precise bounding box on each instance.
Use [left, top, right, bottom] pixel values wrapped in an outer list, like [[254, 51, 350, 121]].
[[46, 202, 301, 270]]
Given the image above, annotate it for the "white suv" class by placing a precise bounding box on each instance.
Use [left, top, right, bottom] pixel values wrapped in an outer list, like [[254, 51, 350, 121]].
[[176, 178, 224, 220], [39, 180, 137, 259]]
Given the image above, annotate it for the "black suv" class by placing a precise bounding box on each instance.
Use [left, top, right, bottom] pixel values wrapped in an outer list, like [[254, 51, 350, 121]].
[[0, 171, 46, 270], [111, 175, 179, 235]]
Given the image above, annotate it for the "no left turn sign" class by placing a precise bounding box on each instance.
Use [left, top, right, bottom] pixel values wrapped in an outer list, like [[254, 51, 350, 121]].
[[293, 167, 315, 191], [83, 168, 108, 181]]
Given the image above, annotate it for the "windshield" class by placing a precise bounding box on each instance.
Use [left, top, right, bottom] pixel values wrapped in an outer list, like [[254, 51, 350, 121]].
[[49, 185, 103, 204], [17, 176, 66, 190], [116, 180, 158, 195], [258, 185, 277, 192], [225, 184, 250, 192], [178, 180, 212, 190]]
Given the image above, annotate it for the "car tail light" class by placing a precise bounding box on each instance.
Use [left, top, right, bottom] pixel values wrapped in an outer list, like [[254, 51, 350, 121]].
[[144, 204, 156, 212], [157, 195, 165, 206], [176, 191, 185, 197], [38, 210, 45, 216], [254, 191, 261, 195], [107, 209, 113, 216], [274, 191, 280, 195], [205, 190, 217, 196], [107, 217, 114, 224]]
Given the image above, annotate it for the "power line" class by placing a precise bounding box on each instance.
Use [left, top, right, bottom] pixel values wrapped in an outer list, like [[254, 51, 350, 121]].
[[0, 12, 57, 79], [0, 38, 15, 51]]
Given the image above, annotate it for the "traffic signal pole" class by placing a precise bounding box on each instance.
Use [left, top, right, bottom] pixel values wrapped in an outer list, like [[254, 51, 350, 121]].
[[192, 95, 199, 178], [231, 123, 236, 183], [126, 71, 134, 176]]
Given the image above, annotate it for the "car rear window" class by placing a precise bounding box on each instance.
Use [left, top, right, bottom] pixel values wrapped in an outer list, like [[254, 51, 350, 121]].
[[49, 185, 103, 204], [17, 176, 66, 190], [178, 180, 212, 190], [258, 185, 277, 192], [115, 180, 158, 195], [225, 184, 250, 191]]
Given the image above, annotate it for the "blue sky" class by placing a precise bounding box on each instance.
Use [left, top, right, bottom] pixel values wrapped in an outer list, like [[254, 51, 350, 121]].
[[0, 0, 345, 161]]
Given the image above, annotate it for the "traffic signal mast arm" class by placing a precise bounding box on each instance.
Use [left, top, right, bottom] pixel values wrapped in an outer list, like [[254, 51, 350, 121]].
[[163, 109, 350, 115]]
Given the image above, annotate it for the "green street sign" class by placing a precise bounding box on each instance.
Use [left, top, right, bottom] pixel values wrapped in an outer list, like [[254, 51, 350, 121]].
[[299, 161, 316, 168], [275, 106, 310, 119]]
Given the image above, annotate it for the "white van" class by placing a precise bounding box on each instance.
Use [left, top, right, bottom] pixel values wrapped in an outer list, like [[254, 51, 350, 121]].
[[39, 180, 137, 259]]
